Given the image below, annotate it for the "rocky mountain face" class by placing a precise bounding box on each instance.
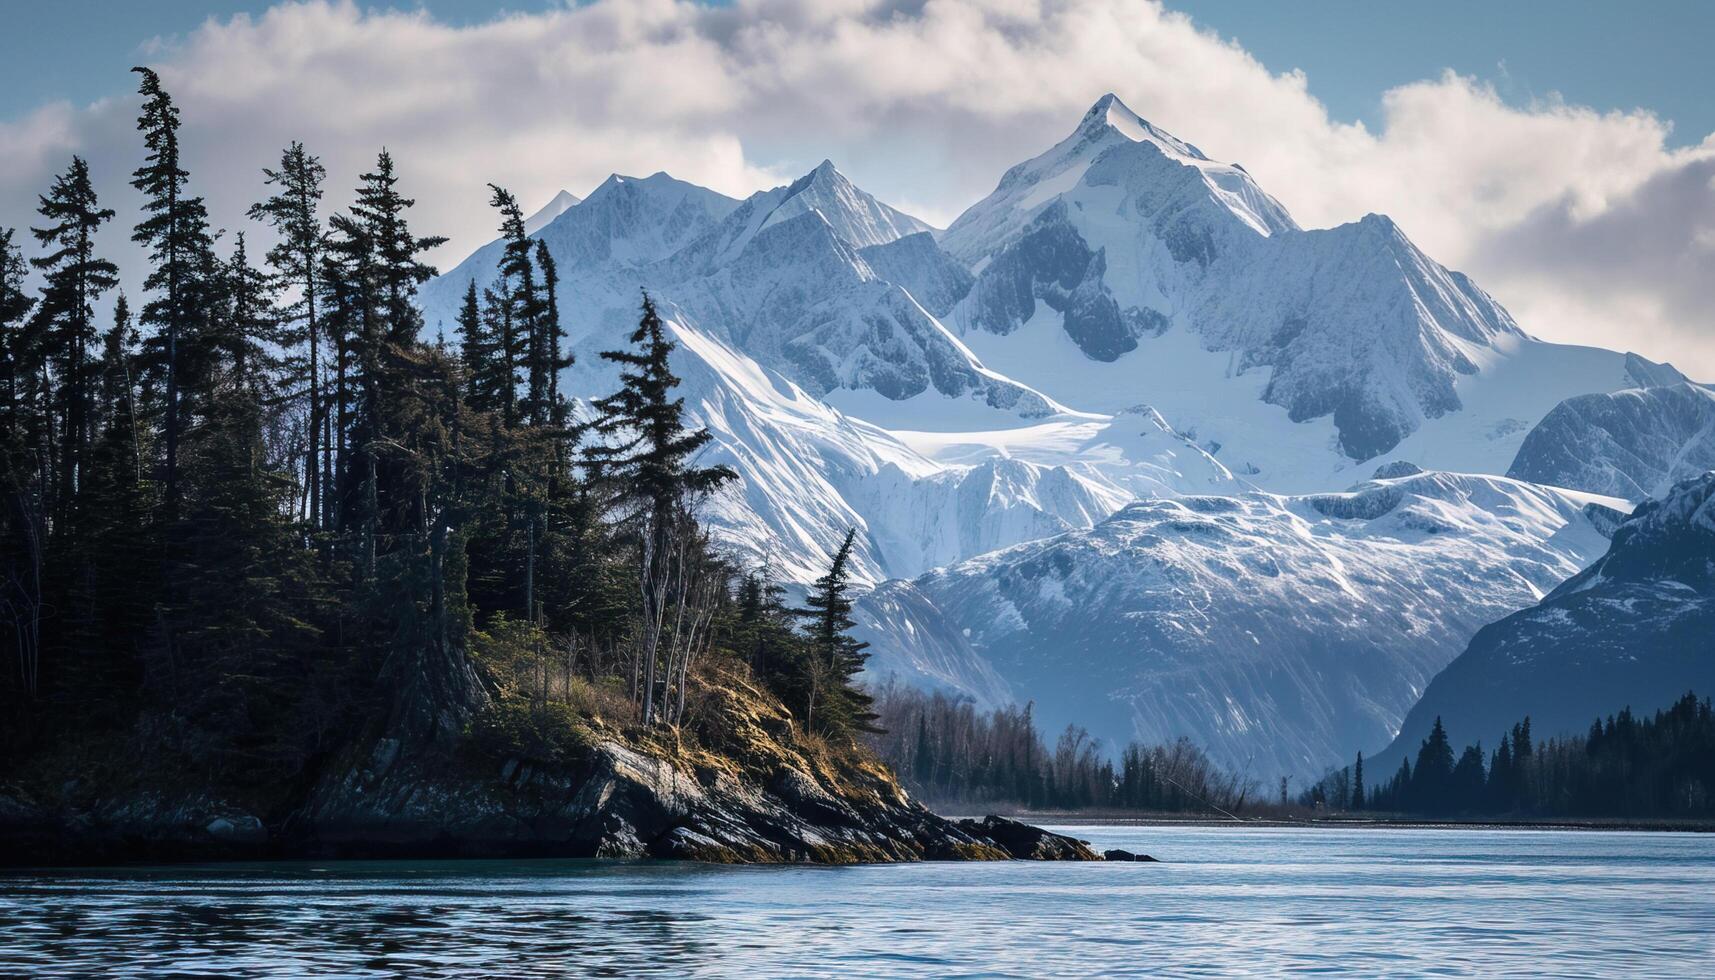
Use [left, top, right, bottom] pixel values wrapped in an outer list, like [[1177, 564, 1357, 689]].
[[1371, 473, 1715, 776], [859, 471, 1626, 779], [1507, 381, 1715, 499]]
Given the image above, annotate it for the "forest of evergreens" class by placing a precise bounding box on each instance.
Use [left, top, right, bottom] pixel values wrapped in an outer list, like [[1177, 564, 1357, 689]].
[[1309, 694, 1715, 820], [869, 685, 1255, 816], [0, 68, 877, 802]]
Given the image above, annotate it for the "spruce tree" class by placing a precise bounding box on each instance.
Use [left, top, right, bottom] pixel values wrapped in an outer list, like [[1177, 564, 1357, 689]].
[[588, 292, 735, 723], [1351, 750, 1365, 810], [486, 185, 544, 424], [248, 142, 328, 527], [795, 529, 878, 737], [31, 156, 119, 523], [0, 228, 35, 424], [1412, 716, 1456, 812], [131, 67, 213, 508], [534, 239, 570, 425]]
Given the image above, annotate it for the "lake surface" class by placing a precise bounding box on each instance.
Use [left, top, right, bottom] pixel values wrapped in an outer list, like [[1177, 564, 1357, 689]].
[[4, 825, 1713, 977]]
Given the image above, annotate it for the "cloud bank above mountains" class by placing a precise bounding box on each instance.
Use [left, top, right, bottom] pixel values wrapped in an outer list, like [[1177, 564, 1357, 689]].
[[2, 0, 1710, 374]]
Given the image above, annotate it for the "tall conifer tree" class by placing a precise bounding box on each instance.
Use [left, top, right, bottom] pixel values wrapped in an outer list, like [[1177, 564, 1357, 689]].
[[131, 67, 213, 508], [248, 142, 328, 526]]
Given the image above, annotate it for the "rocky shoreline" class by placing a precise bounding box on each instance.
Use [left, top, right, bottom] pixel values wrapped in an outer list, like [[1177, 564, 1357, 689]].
[[1, 735, 1101, 868]]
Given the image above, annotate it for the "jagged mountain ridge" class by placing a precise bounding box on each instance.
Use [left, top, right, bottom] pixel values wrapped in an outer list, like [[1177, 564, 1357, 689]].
[[1370, 473, 1715, 777], [857, 470, 1628, 780], [933, 94, 1683, 476]]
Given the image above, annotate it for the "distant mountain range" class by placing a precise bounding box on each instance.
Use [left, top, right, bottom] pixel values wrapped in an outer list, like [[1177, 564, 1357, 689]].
[[421, 94, 1706, 780]]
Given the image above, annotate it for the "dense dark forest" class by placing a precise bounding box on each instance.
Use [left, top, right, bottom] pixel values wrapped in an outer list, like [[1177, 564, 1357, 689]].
[[869, 685, 1255, 816], [0, 69, 877, 801], [1309, 694, 1715, 820]]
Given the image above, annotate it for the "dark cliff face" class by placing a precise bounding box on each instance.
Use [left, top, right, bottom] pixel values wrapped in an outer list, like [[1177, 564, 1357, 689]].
[[1372, 473, 1715, 774]]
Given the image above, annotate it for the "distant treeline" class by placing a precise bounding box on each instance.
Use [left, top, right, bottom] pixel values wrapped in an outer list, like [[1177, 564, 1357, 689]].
[[869, 685, 1255, 815], [1309, 693, 1715, 819]]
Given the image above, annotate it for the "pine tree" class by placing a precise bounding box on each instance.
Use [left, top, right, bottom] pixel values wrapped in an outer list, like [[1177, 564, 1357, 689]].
[[486, 185, 545, 425], [70, 296, 156, 708], [588, 292, 735, 724], [795, 529, 878, 737], [1412, 716, 1456, 812], [0, 228, 35, 426], [31, 156, 119, 523], [131, 67, 213, 508], [534, 239, 571, 425], [221, 234, 279, 385], [456, 281, 501, 412], [1351, 750, 1365, 811], [1451, 742, 1486, 811], [248, 142, 328, 527]]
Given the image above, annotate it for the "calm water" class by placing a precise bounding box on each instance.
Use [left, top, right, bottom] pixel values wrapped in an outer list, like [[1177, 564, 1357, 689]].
[[3, 826, 1713, 977]]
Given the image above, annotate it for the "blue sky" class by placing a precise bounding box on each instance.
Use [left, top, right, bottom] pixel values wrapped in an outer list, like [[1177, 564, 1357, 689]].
[[7, 1, 1711, 144], [2, 1, 1710, 373]]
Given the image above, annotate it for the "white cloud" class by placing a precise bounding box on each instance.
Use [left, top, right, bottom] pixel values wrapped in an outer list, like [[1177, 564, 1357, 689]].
[[1, 0, 1710, 373]]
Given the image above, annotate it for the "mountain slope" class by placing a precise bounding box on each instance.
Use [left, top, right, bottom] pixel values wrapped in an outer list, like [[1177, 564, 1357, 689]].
[[590, 314, 1129, 585], [859, 470, 1627, 779], [1372, 473, 1715, 775], [1507, 381, 1715, 499]]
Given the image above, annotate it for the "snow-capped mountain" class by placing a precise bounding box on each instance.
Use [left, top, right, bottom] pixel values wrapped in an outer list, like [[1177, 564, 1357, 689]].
[[419, 171, 742, 340], [1507, 379, 1714, 500], [1371, 473, 1715, 776], [523, 189, 581, 236], [858, 469, 1627, 780], [415, 94, 1703, 781], [909, 94, 1689, 490]]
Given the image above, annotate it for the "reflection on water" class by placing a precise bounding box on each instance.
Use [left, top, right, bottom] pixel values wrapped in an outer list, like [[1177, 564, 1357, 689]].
[[4, 826, 1714, 977]]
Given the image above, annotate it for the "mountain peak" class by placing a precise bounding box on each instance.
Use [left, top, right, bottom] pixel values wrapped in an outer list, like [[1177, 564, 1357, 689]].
[[758, 160, 934, 249], [522, 188, 581, 236], [1075, 92, 1208, 162]]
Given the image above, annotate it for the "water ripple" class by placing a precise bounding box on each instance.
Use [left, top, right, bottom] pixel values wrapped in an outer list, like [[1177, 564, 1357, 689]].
[[3, 827, 1714, 977]]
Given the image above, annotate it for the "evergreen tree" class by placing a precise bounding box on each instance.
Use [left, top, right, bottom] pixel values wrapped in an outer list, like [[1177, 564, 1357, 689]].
[[587, 292, 735, 724], [486, 185, 545, 425], [796, 529, 878, 737], [0, 228, 35, 424], [534, 239, 570, 425], [248, 142, 328, 527], [131, 67, 214, 508], [1351, 750, 1365, 810], [1411, 716, 1456, 811], [1451, 742, 1486, 811], [30, 156, 119, 523]]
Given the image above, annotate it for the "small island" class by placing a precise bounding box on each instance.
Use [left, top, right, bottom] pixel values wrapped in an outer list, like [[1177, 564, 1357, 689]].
[[0, 73, 1096, 866]]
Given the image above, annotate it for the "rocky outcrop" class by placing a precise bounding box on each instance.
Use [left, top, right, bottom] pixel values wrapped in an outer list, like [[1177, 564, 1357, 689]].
[[292, 733, 1012, 864], [0, 671, 1102, 867], [951, 816, 1102, 860]]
